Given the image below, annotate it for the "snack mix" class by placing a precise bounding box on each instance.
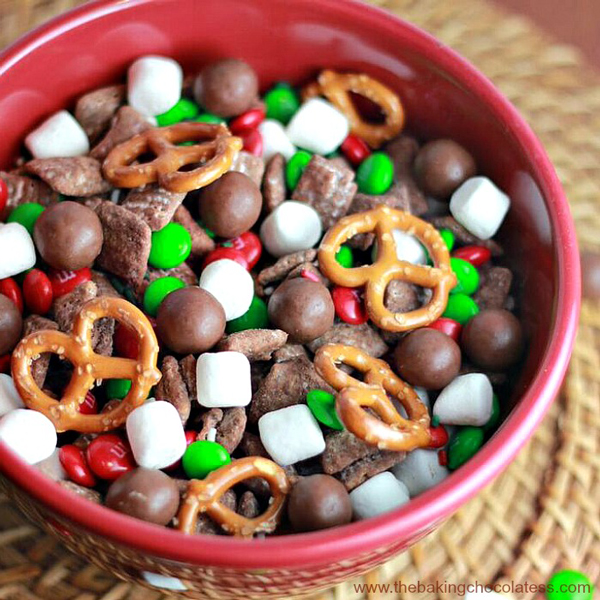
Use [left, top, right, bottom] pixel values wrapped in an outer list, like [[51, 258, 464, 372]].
[[0, 56, 523, 536]]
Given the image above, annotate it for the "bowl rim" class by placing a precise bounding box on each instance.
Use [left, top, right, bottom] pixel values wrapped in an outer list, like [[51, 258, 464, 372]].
[[0, 0, 580, 570]]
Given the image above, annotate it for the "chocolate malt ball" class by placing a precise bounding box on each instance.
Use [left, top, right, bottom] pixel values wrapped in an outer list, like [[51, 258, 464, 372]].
[[0, 294, 22, 355], [393, 328, 461, 389], [414, 139, 476, 199], [106, 468, 180, 526], [461, 309, 523, 371], [198, 172, 262, 238], [581, 251, 600, 300], [194, 58, 259, 118], [33, 201, 103, 270], [268, 278, 334, 343], [157, 286, 226, 354], [288, 475, 352, 532]]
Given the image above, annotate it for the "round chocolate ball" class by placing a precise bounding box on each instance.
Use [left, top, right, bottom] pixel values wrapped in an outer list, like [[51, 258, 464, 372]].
[[156, 286, 226, 354], [287, 475, 352, 532], [198, 172, 262, 238], [0, 294, 22, 355], [581, 251, 600, 300], [461, 309, 523, 371], [105, 468, 180, 526], [33, 201, 103, 270], [194, 58, 259, 118], [268, 278, 334, 343], [414, 139, 476, 199], [393, 328, 461, 389]]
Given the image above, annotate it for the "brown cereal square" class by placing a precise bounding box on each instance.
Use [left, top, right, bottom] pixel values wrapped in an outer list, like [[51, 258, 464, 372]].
[[216, 407, 247, 453], [179, 355, 197, 400], [58, 481, 102, 503], [155, 356, 191, 425], [172, 205, 215, 261], [384, 280, 421, 313], [0, 171, 58, 219], [262, 153, 286, 213], [257, 250, 318, 286], [473, 266, 513, 309], [74, 84, 126, 144], [229, 151, 265, 187], [321, 430, 379, 474], [272, 343, 307, 363], [23, 315, 58, 387], [338, 451, 406, 491], [197, 408, 223, 441], [307, 323, 388, 358], [237, 491, 260, 519], [216, 329, 288, 361], [91, 271, 122, 298], [121, 185, 186, 231]]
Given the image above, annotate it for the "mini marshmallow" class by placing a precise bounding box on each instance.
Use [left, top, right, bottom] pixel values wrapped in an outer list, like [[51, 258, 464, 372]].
[[36, 448, 67, 481], [196, 351, 252, 408], [0, 409, 57, 464], [260, 201, 322, 258], [433, 373, 493, 426], [286, 98, 350, 155], [372, 230, 427, 265], [126, 400, 186, 469], [25, 110, 90, 159], [258, 119, 297, 161], [450, 176, 510, 240], [142, 572, 187, 591], [349, 472, 410, 520], [258, 404, 325, 466], [392, 449, 449, 496], [199, 259, 254, 320], [128, 55, 183, 117], [0, 374, 24, 417], [0, 223, 38, 279]]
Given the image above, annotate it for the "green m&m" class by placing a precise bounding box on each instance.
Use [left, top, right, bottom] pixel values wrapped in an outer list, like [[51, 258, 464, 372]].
[[143, 276, 186, 316], [483, 394, 500, 433], [356, 152, 394, 195], [443, 293, 479, 325], [450, 257, 479, 295], [264, 83, 300, 124], [447, 426, 484, 470], [286, 150, 312, 191], [307, 389, 344, 430], [194, 113, 226, 124], [439, 228, 455, 252], [156, 98, 199, 126], [335, 245, 354, 268], [546, 570, 594, 600], [182, 440, 231, 479], [226, 296, 269, 333], [106, 378, 132, 400], [7, 202, 45, 235], [148, 223, 192, 269]]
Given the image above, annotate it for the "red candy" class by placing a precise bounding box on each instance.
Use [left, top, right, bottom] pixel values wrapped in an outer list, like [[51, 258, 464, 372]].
[[113, 323, 140, 359], [203, 246, 249, 270], [229, 107, 265, 134], [0, 355, 10, 374], [0, 278, 23, 313], [300, 269, 320, 283], [240, 128, 263, 156], [48, 267, 92, 298], [0, 177, 7, 216], [86, 434, 136, 480], [332, 286, 368, 325], [428, 424, 449, 449], [164, 429, 197, 471], [452, 245, 491, 267], [79, 391, 98, 415], [341, 134, 371, 166], [59, 444, 97, 487], [227, 231, 262, 269], [438, 449, 448, 467], [23, 269, 53, 315], [427, 317, 462, 342]]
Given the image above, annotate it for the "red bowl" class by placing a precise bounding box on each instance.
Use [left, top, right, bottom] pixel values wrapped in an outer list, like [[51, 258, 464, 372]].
[[0, 0, 580, 597]]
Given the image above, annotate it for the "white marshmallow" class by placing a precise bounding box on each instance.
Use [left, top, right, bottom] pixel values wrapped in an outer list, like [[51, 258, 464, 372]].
[[126, 400, 186, 469], [142, 572, 187, 591], [0, 223, 38, 279], [0, 409, 57, 464], [260, 201, 322, 258], [198, 259, 254, 321], [25, 110, 90, 159], [433, 373, 493, 426], [286, 98, 350, 155], [258, 404, 325, 466], [258, 119, 296, 161], [350, 472, 410, 520], [0, 374, 24, 417], [196, 351, 252, 408], [128, 56, 183, 117], [372, 230, 427, 265], [392, 449, 449, 496], [450, 176, 510, 240], [36, 448, 67, 481]]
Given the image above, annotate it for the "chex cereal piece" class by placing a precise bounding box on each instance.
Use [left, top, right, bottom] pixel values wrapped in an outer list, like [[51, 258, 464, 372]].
[[155, 356, 191, 425], [25, 110, 89, 159], [321, 430, 380, 475], [0, 409, 57, 464], [238, 490, 260, 519], [58, 480, 102, 503], [339, 451, 406, 491], [262, 153, 286, 213], [349, 472, 409, 520], [179, 355, 197, 399], [172, 205, 215, 261], [229, 150, 265, 187], [307, 323, 388, 359], [196, 351, 252, 408], [74, 84, 126, 143], [120, 185, 186, 231], [215, 408, 247, 453], [473, 266, 513, 309], [22, 315, 59, 387], [216, 329, 288, 361], [257, 249, 318, 286], [194, 489, 237, 535], [392, 448, 449, 496], [0, 171, 58, 218], [90, 271, 123, 298], [25, 157, 112, 197], [384, 280, 420, 314], [272, 343, 307, 363]]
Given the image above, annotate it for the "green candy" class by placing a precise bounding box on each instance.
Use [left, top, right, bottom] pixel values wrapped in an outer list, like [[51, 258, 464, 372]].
[[143, 276, 186, 316], [483, 394, 500, 433], [335, 245, 354, 268], [307, 389, 344, 430], [443, 293, 479, 324], [106, 378, 131, 400], [356, 152, 394, 195], [149, 223, 192, 269], [194, 113, 226, 124], [226, 296, 269, 333], [264, 83, 300, 124], [156, 98, 200, 126], [182, 440, 231, 479], [447, 427, 484, 470], [286, 150, 312, 191], [546, 570, 594, 600], [440, 228, 455, 252], [7, 203, 45, 235], [450, 257, 479, 296]]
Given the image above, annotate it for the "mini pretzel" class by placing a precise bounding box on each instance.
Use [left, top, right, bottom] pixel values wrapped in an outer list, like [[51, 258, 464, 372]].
[[177, 457, 290, 538], [103, 122, 243, 193], [11, 298, 161, 433], [303, 70, 404, 148], [314, 344, 431, 451], [318, 205, 457, 331]]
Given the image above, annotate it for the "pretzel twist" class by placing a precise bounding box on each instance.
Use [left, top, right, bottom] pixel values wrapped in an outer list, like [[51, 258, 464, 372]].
[[177, 457, 290, 538], [102, 122, 243, 193], [314, 344, 431, 451], [303, 70, 405, 148], [11, 298, 161, 433], [318, 205, 456, 332]]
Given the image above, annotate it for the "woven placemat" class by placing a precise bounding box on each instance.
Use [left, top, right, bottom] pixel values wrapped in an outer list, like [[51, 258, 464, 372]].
[[0, 0, 599, 599]]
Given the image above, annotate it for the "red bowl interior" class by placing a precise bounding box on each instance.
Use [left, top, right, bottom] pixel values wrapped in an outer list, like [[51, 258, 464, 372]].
[[0, 0, 580, 570]]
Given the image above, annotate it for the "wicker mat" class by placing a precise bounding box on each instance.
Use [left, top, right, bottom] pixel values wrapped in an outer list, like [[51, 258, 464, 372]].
[[0, 0, 599, 598]]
